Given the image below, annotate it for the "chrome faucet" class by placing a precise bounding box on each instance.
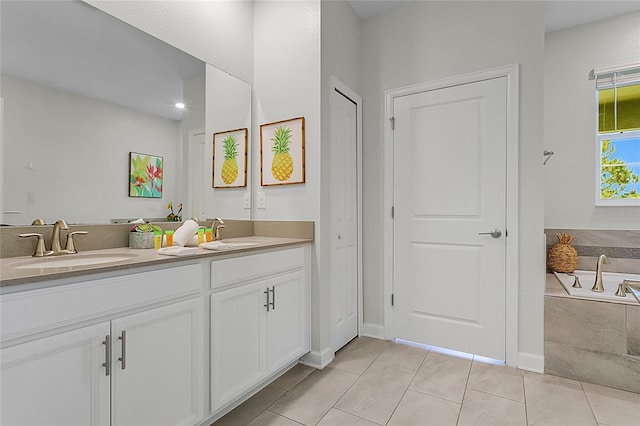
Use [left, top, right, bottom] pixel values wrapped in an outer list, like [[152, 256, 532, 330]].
[[50, 219, 71, 254], [591, 254, 610, 293], [19, 219, 87, 257], [211, 217, 225, 241]]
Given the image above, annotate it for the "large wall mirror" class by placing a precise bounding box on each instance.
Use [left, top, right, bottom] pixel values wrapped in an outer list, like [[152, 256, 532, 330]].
[[0, 0, 251, 225]]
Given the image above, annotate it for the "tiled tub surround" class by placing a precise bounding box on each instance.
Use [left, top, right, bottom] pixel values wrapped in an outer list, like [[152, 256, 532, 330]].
[[544, 228, 640, 274], [545, 275, 640, 393]]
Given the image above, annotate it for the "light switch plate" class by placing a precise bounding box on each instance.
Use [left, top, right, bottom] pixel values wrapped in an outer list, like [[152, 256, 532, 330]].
[[243, 192, 251, 209], [257, 192, 266, 209]]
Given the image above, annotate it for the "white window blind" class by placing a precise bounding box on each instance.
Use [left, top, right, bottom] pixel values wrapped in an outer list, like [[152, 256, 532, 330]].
[[594, 62, 640, 89]]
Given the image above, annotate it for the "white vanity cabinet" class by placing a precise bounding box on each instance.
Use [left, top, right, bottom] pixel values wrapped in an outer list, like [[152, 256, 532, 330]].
[[0, 263, 204, 426], [111, 298, 203, 426], [1, 322, 111, 425], [210, 247, 309, 412]]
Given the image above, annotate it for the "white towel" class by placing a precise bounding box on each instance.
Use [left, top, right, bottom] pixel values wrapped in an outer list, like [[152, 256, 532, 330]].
[[200, 241, 235, 251], [172, 219, 199, 246], [157, 246, 198, 256]]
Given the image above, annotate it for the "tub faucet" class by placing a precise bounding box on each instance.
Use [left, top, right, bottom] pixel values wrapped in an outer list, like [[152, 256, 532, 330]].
[[591, 254, 610, 293]]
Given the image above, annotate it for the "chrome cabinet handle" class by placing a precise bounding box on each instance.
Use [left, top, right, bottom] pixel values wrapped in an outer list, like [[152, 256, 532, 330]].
[[478, 229, 502, 239], [264, 289, 270, 312], [269, 286, 276, 310], [102, 335, 111, 376], [118, 330, 126, 370]]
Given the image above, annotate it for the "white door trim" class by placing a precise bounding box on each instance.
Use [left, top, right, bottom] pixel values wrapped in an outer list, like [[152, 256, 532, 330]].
[[329, 76, 363, 345], [383, 64, 520, 366]]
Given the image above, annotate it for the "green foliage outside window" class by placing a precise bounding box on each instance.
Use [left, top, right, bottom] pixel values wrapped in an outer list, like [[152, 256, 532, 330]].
[[600, 140, 639, 199]]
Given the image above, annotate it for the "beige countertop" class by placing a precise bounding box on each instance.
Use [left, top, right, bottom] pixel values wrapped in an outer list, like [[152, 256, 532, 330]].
[[0, 236, 311, 288]]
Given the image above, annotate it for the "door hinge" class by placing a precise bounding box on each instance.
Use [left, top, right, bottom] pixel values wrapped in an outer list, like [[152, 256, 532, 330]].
[[391, 206, 394, 218], [389, 116, 395, 130], [391, 294, 394, 306]]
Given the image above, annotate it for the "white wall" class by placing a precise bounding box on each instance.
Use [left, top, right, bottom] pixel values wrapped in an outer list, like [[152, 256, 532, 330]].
[[85, 0, 254, 84], [204, 65, 252, 220], [1, 75, 179, 224], [252, 0, 325, 363], [544, 12, 640, 229], [359, 1, 546, 368], [319, 0, 363, 360]]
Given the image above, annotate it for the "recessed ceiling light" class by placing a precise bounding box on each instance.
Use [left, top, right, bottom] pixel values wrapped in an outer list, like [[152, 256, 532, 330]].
[[175, 102, 185, 109]]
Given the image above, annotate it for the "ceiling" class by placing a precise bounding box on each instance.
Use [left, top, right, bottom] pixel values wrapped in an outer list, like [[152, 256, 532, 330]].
[[348, 0, 640, 32], [3, 1, 638, 121], [0, 0, 204, 121]]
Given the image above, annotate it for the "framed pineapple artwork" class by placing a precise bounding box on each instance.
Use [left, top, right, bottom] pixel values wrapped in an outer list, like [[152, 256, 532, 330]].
[[260, 117, 305, 186], [213, 128, 248, 188]]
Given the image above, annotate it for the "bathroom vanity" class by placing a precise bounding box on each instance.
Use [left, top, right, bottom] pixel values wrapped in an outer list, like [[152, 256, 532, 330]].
[[0, 236, 312, 426]]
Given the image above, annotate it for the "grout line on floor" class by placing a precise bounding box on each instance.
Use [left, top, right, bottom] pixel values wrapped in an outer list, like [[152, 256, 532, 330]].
[[267, 408, 305, 425], [580, 380, 599, 425], [454, 355, 475, 425]]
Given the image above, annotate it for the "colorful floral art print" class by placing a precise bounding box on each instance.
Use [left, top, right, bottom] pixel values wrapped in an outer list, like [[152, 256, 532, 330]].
[[129, 152, 163, 198]]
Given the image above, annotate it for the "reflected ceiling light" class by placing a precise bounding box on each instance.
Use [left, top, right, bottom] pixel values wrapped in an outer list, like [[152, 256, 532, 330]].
[[175, 102, 185, 109]]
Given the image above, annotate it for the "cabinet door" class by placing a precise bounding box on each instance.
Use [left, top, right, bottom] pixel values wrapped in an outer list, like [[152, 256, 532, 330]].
[[111, 299, 203, 426], [1, 323, 111, 426], [266, 270, 308, 373], [211, 281, 266, 411]]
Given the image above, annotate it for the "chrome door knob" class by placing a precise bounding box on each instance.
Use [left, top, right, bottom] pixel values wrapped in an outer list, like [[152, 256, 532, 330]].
[[478, 229, 502, 239]]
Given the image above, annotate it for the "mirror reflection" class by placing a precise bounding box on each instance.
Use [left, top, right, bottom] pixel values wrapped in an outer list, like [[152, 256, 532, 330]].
[[0, 0, 251, 225]]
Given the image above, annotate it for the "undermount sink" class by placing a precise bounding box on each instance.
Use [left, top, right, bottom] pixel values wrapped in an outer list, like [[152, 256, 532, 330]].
[[15, 253, 137, 269]]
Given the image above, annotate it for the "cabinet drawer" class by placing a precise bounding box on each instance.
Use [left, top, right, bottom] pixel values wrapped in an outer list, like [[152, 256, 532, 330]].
[[1, 263, 202, 342], [211, 247, 304, 289]]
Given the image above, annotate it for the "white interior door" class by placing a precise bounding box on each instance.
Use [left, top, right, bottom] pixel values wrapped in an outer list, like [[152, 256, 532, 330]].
[[392, 77, 507, 361], [330, 87, 359, 351]]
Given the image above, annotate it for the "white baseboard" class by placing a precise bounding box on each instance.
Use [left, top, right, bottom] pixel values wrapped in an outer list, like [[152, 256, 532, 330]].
[[300, 346, 334, 369], [361, 322, 385, 339], [518, 351, 544, 373]]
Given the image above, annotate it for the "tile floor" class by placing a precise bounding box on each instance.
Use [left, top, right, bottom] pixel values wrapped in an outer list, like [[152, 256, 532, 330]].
[[213, 337, 640, 426]]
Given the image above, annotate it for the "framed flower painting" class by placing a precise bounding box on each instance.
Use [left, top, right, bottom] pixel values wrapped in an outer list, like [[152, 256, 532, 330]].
[[129, 152, 163, 198]]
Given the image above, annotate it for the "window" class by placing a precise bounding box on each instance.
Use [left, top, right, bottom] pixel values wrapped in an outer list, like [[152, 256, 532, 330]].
[[595, 63, 640, 205]]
